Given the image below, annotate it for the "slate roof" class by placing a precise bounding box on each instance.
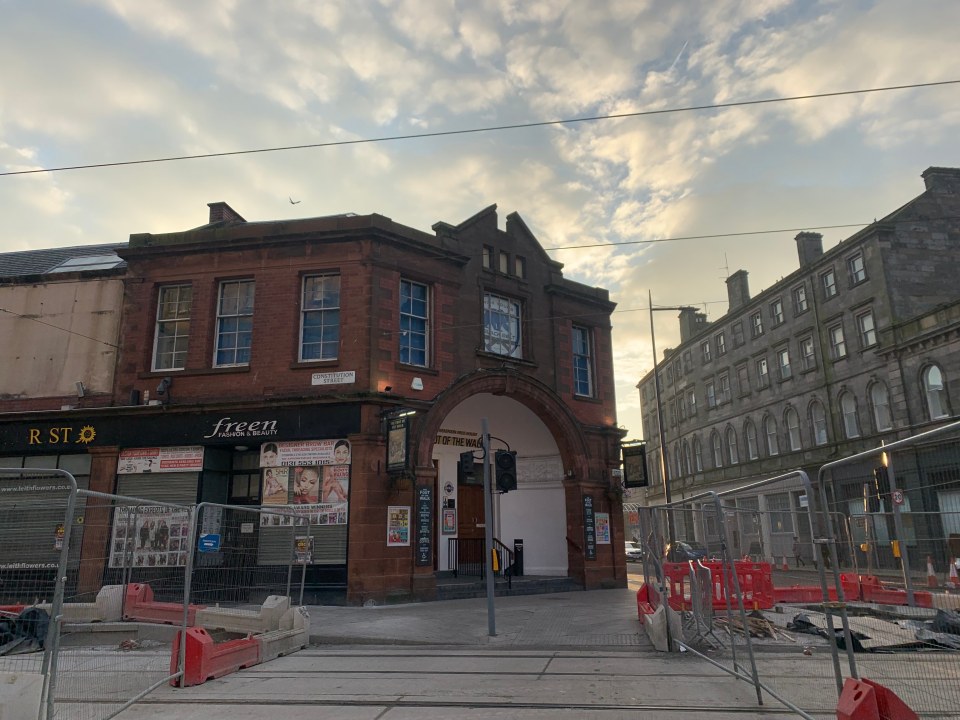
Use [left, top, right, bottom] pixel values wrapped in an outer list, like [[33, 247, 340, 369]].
[[0, 243, 127, 279]]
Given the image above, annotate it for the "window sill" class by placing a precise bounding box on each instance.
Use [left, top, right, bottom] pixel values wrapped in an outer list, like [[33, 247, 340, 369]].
[[475, 350, 537, 367], [395, 362, 438, 376], [289, 359, 340, 370], [573, 393, 602, 404], [138, 366, 249, 379]]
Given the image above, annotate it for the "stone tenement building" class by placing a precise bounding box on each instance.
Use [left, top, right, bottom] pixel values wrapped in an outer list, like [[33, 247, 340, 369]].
[[635, 167, 960, 567], [0, 202, 624, 604]]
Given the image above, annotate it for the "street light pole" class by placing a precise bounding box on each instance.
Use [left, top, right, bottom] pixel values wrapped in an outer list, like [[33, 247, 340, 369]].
[[647, 291, 698, 545]]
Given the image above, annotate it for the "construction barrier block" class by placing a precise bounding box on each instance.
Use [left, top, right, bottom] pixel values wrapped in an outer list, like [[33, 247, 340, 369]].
[[170, 626, 261, 687], [636, 585, 655, 619], [0, 605, 27, 615], [36, 584, 126, 623], [774, 585, 837, 604], [196, 595, 290, 635], [664, 560, 775, 611], [860, 678, 919, 720], [859, 576, 934, 609], [258, 607, 310, 663], [836, 678, 880, 720], [124, 583, 203, 626]]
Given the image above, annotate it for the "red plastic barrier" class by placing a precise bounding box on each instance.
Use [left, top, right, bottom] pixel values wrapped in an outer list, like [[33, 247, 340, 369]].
[[635, 585, 655, 619], [774, 573, 860, 604], [836, 678, 880, 719], [663, 560, 775, 611], [124, 583, 204, 626], [0, 605, 27, 614], [170, 626, 261, 687], [859, 575, 933, 609], [860, 678, 919, 720]]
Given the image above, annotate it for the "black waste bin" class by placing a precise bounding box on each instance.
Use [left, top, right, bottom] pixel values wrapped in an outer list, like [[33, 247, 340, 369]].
[[513, 539, 524, 576]]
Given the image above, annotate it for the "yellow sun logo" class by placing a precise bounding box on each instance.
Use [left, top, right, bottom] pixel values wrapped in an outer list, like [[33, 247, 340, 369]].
[[77, 426, 96, 444]]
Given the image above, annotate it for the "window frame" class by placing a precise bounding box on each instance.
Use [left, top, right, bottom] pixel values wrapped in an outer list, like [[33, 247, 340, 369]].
[[821, 268, 838, 299], [870, 382, 893, 432], [482, 245, 494, 270], [751, 311, 764, 338], [153, 283, 193, 372], [922, 365, 950, 420], [514, 255, 527, 279], [572, 325, 595, 397], [726, 426, 739, 465], [776, 346, 792, 380], [770, 298, 784, 326], [701, 340, 712, 363], [498, 251, 510, 275], [840, 392, 860, 438], [706, 380, 717, 409], [857, 310, 877, 349], [733, 321, 745, 346], [745, 420, 759, 460], [785, 407, 802, 451], [693, 437, 703, 472], [793, 284, 808, 314], [711, 431, 723, 468], [848, 253, 866, 285], [800, 336, 816, 371], [829, 323, 847, 360], [300, 273, 341, 362], [214, 279, 255, 368], [756, 357, 770, 389], [811, 400, 829, 446], [400, 278, 430, 368], [764, 416, 780, 456], [715, 332, 727, 357], [736, 363, 750, 397], [483, 291, 523, 359], [718, 371, 731, 404]]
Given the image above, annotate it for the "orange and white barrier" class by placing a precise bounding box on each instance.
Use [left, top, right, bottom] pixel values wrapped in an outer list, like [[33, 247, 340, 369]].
[[927, 556, 938, 588], [949, 558, 959, 590]]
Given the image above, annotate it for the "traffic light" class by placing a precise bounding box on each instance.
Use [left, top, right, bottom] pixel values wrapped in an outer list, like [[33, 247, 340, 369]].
[[458, 451, 479, 485], [495, 450, 517, 493]]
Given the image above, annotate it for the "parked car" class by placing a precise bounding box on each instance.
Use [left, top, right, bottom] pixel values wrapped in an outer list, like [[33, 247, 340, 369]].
[[663, 540, 708, 563], [624, 541, 644, 562]]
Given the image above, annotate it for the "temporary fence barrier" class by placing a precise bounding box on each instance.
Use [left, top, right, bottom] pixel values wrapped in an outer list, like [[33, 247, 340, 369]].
[[0, 474, 314, 720], [817, 419, 960, 718]]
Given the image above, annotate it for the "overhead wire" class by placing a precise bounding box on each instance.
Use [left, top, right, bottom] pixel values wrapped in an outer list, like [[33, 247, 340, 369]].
[[1, 79, 957, 177]]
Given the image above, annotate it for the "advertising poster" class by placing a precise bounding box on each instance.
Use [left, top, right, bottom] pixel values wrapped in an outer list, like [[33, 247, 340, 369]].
[[295, 536, 313, 564], [442, 508, 457, 535], [109, 506, 191, 568], [595, 512, 611, 544], [387, 417, 407, 473], [260, 439, 351, 468], [320, 465, 349, 502], [387, 506, 410, 546], [259, 503, 347, 527], [117, 446, 204, 474], [292, 466, 321, 504], [262, 467, 290, 505]]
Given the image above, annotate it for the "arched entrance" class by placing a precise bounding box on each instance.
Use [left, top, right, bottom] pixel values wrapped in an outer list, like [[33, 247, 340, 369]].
[[412, 369, 594, 582]]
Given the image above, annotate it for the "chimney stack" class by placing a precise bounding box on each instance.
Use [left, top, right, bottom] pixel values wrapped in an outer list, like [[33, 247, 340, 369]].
[[795, 231, 823, 268], [725, 269, 750, 312], [679, 307, 707, 343], [921, 167, 960, 195], [207, 202, 246, 225]]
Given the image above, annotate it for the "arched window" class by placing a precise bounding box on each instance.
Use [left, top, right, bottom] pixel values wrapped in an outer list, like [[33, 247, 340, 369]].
[[727, 427, 739, 464], [764, 416, 779, 456], [785, 407, 802, 451], [693, 437, 703, 472], [810, 400, 828, 446], [840, 392, 860, 438], [674, 444, 683, 478], [745, 420, 759, 460], [870, 382, 893, 431], [712, 431, 723, 468], [923, 365, 949, 420], [683, 440, 692, 475]]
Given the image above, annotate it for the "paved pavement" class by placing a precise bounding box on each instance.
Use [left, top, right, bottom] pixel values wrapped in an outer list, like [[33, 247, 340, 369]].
[[108, 586, 841, 720]]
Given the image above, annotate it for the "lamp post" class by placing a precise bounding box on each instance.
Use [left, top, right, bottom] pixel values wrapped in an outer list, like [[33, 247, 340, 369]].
[[646, 290, 698, 544]]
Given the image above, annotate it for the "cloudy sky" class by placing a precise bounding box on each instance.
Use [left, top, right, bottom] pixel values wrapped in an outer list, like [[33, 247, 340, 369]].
[[2, 0, 958, 439]]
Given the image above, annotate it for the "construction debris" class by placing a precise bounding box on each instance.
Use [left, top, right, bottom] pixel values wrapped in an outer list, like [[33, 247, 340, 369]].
[[714, 613, 796, 641]]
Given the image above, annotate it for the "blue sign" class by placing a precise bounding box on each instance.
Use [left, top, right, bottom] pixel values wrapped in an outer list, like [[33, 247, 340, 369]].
[[198, 533, 221, 552]]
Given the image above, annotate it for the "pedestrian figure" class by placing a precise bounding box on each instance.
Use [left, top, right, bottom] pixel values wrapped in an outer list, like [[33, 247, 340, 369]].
[[793, 536, 805, 568]]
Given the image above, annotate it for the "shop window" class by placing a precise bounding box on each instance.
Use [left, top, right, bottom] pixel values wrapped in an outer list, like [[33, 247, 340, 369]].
[[300, 274, 341, 361], [483, 292, 522, 358], [215, 280, 255, 367], [400, 279, 429, 367], [154, 284, 192, 371], [767, 493, 793, 533]]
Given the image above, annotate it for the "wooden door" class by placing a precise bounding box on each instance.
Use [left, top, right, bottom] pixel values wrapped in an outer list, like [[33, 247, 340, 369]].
[[458, 485, 485, 540]]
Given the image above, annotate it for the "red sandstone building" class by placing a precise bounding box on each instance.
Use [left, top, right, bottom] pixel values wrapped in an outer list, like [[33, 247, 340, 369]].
[[0, 202, 625, 603]]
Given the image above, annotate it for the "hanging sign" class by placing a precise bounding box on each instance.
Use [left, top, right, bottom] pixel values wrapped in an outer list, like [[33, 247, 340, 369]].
[[583, 495, 597, 560]]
